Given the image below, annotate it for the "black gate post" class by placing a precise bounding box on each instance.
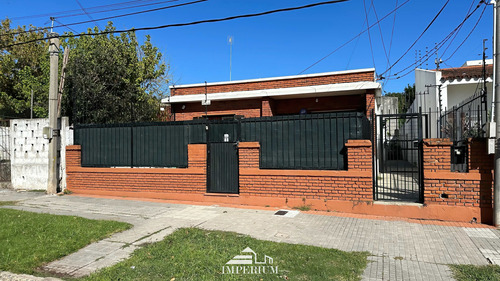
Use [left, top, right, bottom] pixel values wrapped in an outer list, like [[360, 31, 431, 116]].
[[418, 108, 424, 203]]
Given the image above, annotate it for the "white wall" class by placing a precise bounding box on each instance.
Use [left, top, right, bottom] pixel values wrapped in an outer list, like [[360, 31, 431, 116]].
[[446, 81, 493, 111], [10, 118, 73, 191]]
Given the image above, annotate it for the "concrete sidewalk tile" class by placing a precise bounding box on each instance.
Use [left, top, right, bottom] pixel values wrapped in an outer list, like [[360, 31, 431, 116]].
[[2, 190, 500, 280]]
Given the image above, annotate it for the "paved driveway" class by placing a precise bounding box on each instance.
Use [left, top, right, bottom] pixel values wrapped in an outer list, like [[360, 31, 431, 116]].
[[1, 189, 499, 280]]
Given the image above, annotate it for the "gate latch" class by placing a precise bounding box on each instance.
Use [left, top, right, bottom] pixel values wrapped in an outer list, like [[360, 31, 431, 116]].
[[413, 140, 419, 148]]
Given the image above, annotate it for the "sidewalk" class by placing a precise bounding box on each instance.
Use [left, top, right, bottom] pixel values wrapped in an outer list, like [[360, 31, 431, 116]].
[[1, 189, 499, 281]]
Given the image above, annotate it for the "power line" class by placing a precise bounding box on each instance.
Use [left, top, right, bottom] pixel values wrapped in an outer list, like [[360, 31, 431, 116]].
[[10, 0, 169, 20], [53, 18, 78, 34], [371, 0, 390, 66], [0, 0, 350, 49], [443, 4, 487, 62], [440, 0, 476, 57], [379, 0, 450, 77], [0, 0, 204, 38], [298, 0, 410, 75], [57, 0, 180, 19], [382, 0, 399, 88], [363, 0, 377, 69], [75, 0, 102, 30], [385, 1, 484, 80], [387, 0, 398, 61]]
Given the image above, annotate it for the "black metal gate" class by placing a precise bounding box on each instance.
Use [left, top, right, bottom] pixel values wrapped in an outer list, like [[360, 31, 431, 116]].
[[374, 113, 424, 203], [207, 121, 239, 194]]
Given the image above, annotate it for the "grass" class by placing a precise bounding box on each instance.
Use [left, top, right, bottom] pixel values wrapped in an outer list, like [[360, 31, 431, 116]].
[[0, 208, 131, 275], [82, 228, 369, 281], [0, 201, 17, 206], [450, 264, 500, 281], [293, 205, 312, 211]]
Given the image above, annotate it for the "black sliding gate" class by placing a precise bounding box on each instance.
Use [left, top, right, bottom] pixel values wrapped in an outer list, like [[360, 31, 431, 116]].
[[374, 113, 424, 203], [207, 121, 239, 194]]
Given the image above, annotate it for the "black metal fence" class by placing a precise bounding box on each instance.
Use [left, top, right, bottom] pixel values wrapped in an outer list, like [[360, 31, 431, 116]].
[[403, 91, 487, 172], [440, 91, 487, 141], [0, 124, 10, 182], [74, 112, 370, 170], [75, 120, 206, 168], [241, 112, 369, 170]]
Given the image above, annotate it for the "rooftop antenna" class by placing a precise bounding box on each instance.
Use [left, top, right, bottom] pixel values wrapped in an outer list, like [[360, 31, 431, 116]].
[[228, 36, 233, 81]]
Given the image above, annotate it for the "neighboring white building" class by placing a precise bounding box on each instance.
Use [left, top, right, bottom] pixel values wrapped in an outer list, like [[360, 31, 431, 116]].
[[413, 60, 493, 137]]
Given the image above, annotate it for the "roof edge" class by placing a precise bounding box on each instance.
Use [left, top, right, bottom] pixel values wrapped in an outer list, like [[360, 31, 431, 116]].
[[169, 68, 376, 89], [162, 81, 381, 104]]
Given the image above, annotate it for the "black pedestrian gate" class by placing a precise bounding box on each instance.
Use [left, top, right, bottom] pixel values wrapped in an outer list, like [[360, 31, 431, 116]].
[[374, 113, 424, 203], [207, 121, 239, 194]]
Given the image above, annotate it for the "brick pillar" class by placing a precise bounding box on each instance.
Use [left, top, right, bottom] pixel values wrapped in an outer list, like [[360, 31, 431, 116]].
[[468, 139, 494, 172], [238, 142, 260, 168], [423, 139, 452, 172], [66, 145, 82, 169], [188, 144, 207, 170], [261, 98, 274, 117], [365, 90, 376, 119], [346, 139, 372, 171]]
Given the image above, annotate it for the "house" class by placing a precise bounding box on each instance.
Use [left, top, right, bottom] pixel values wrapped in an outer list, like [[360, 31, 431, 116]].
[[66, 67, 495, 225], [413, 60, 493, 138], [162, 68, 381, 120]]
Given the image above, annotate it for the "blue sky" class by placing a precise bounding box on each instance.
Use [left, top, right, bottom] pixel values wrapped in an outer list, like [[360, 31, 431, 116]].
[[0, 0, 494, 94]]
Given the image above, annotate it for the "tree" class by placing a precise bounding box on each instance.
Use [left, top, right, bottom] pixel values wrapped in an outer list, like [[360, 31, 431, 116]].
[[62, 22, 169, 124], [0, 19, 169, 124], [0, 19, 50, 119], [385, 84, 415, 114]]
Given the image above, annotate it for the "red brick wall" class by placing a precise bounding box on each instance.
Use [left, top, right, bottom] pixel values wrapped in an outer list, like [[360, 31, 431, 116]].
[[423, 139, 452, 172], [239, 142, 260, 168], [67, 140, 373, 203], [172, 71, 375, 96], [469, 139, 494, 171], [66, 145, 207, 194], [238, 140, 373, 202], [346, 140, 372, 171], [273, 95, 365, 115], [423, 138, 493, 222], [173, 99, 261, 121], [365, 90, 376, 119], [174, 94, 367, 120], [261, 98, 274, 117]]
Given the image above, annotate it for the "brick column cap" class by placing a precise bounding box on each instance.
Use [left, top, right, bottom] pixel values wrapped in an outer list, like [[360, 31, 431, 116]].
[[239, 142, 260, 148], [66, 145, 82, 150], [345, 139, 371, 147], [423, 139, 452, 146]]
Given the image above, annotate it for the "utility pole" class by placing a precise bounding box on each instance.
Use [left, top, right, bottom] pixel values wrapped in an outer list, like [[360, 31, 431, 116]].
[[47, 33, 59, 195], [493, 0, 500, 226], [483, 39, 488, 126]]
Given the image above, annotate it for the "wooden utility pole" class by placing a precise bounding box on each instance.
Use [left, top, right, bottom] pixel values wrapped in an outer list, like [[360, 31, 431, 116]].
[[47, 33, 59, 195]]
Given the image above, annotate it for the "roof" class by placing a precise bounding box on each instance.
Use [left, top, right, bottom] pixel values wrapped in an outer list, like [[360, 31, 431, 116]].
[[440, 64, 493, 82], [168, 68, 375, 89], [163, 81, 381, 104]]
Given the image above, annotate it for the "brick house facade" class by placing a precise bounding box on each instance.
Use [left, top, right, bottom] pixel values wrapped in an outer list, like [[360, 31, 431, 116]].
[[163, 69, 380, 120], [65, 68, 496, 225]]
